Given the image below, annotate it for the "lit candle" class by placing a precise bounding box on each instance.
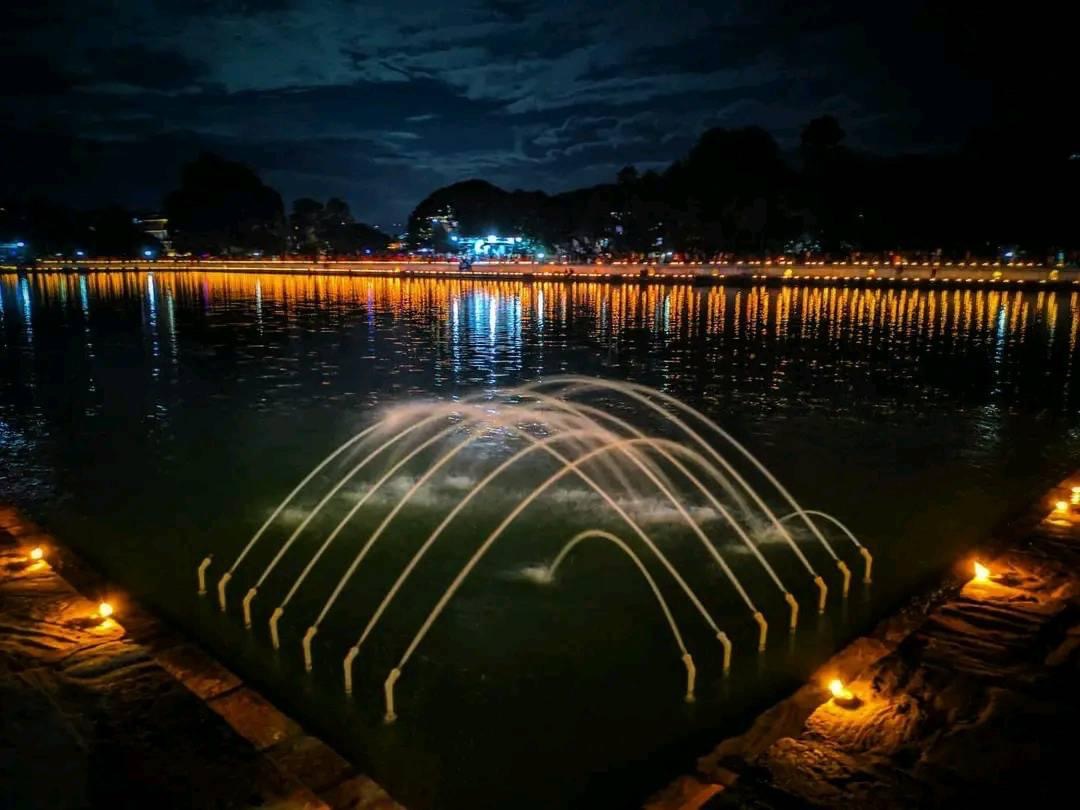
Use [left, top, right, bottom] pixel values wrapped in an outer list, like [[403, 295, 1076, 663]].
[[828, 678, 858, 707]]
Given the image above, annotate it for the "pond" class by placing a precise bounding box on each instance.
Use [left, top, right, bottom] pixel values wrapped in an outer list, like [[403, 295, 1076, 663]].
[[2, 271, 1079, 808]]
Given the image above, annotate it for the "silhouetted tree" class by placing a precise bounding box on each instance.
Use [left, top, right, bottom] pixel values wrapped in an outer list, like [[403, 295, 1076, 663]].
[[164, 153, 286, 256], [290, 196, 388, 255], [0, 199, 158, 258], [290, 197, 324, 255]]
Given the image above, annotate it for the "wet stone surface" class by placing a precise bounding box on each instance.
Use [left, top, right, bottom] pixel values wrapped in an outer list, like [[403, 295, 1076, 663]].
[[647, 482, 1080, 809], [0, 508, 403, 809]]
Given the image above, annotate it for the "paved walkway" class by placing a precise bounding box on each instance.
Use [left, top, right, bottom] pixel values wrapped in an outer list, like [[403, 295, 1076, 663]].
[[0, 506, 402, 810], [647, 476, 1080, 809]]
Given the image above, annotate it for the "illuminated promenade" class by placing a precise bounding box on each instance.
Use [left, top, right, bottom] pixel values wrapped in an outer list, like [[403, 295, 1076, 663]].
[[22, 257, 1080, 288]]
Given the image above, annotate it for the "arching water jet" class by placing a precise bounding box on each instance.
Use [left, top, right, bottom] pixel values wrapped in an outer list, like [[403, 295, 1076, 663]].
[[332, 432, 744, 685], [379, 436, 760, 721], [778, 509, 873, 585]]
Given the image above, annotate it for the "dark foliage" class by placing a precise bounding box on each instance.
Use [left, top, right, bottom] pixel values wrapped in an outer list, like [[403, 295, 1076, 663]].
[[290, 197, 389, 256], [407, 117, 1079, 261], [164, 152, 286, 256], [0, 199, 160, 258]]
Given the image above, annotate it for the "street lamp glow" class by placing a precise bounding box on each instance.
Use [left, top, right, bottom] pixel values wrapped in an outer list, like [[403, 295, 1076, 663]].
[[29, 546, 44, 561], [973, 561, 990, 583], [98, 601, 114, 619], [1055, 500, 1068, 513]]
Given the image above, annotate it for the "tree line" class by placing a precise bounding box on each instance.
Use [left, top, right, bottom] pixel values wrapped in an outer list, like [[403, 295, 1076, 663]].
[[2, 116, 1076, 261], [408, 116, 1078, 262]]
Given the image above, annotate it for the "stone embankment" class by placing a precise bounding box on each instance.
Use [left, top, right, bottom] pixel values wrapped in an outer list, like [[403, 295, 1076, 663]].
[[647, 475, 1080, 809], [0, 506, 403, 810]]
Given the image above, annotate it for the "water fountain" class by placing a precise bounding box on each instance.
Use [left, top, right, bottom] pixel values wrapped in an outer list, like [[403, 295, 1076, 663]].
[[199, 379, 872, 723]]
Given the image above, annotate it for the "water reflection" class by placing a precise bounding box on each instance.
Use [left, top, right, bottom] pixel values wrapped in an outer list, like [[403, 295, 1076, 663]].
[[3, 272, 1079, 408]]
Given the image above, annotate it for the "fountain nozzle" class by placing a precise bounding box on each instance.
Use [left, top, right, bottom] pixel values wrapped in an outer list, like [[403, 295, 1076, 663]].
[[784, 592, 799, 629], [837, 560, 852, 597], [197, 556, 212, 596], [384, 668, 402, 723], [217, 572, 232, 612], [302, 626, 318, 672], [752, 611, 768, 651], [241, 588, 257, 629], [344, 646, 360, 695], [269, 607, 284, 649], [716, 632, 732, 672], [682, 653, 696, 702]]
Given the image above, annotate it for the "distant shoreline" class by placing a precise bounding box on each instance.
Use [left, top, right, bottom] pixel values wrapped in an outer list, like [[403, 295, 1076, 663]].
[[9, 258, 1079, 289]]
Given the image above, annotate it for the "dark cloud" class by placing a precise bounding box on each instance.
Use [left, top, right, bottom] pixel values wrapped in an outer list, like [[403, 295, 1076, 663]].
[[0, 0, 1052, 227], [83, 46, 208, 91]]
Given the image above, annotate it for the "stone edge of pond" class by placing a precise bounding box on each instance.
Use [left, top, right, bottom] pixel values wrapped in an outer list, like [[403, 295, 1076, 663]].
[[0, 504, 404, 810], [643, 471, 1080, 810]]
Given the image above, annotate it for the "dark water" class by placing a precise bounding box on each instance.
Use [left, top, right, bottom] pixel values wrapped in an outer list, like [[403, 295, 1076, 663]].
[[2, 271, 1079, 809]]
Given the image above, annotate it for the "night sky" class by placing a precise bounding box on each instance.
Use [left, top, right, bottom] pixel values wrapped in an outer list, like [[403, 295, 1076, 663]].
[[2, 1, 1063, 229]]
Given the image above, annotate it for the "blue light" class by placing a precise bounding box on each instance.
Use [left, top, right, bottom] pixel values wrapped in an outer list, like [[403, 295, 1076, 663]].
[[75, 250, 85, 257], [537, 252, 545, 259], [143, 249, 154, 258], [15, 241, 25, 248], [486, 235, 496, 243], [515, 236, 523, 242]]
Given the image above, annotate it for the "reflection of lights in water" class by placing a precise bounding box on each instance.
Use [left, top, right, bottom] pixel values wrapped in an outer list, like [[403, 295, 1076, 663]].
[[12, 270, 1080, 414], [18, 277, 32, 339]]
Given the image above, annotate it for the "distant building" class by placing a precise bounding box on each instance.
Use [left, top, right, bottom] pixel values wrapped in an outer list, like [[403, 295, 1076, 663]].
[[134, 214, 173, 255], [0, 240, 28, 263], [459, 234, 534, 260]]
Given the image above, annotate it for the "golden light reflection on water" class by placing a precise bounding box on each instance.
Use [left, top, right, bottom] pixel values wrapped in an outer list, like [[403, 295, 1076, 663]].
[[5, 272, 1079, 406]]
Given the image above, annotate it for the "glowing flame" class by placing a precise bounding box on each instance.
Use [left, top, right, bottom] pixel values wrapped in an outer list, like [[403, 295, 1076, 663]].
[[98, 602, 114, 619], [973, 561, 990, 583], [29, 547, 44, 561], [1055, 500, 1069, 513], [828, 679, 852, 700]]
